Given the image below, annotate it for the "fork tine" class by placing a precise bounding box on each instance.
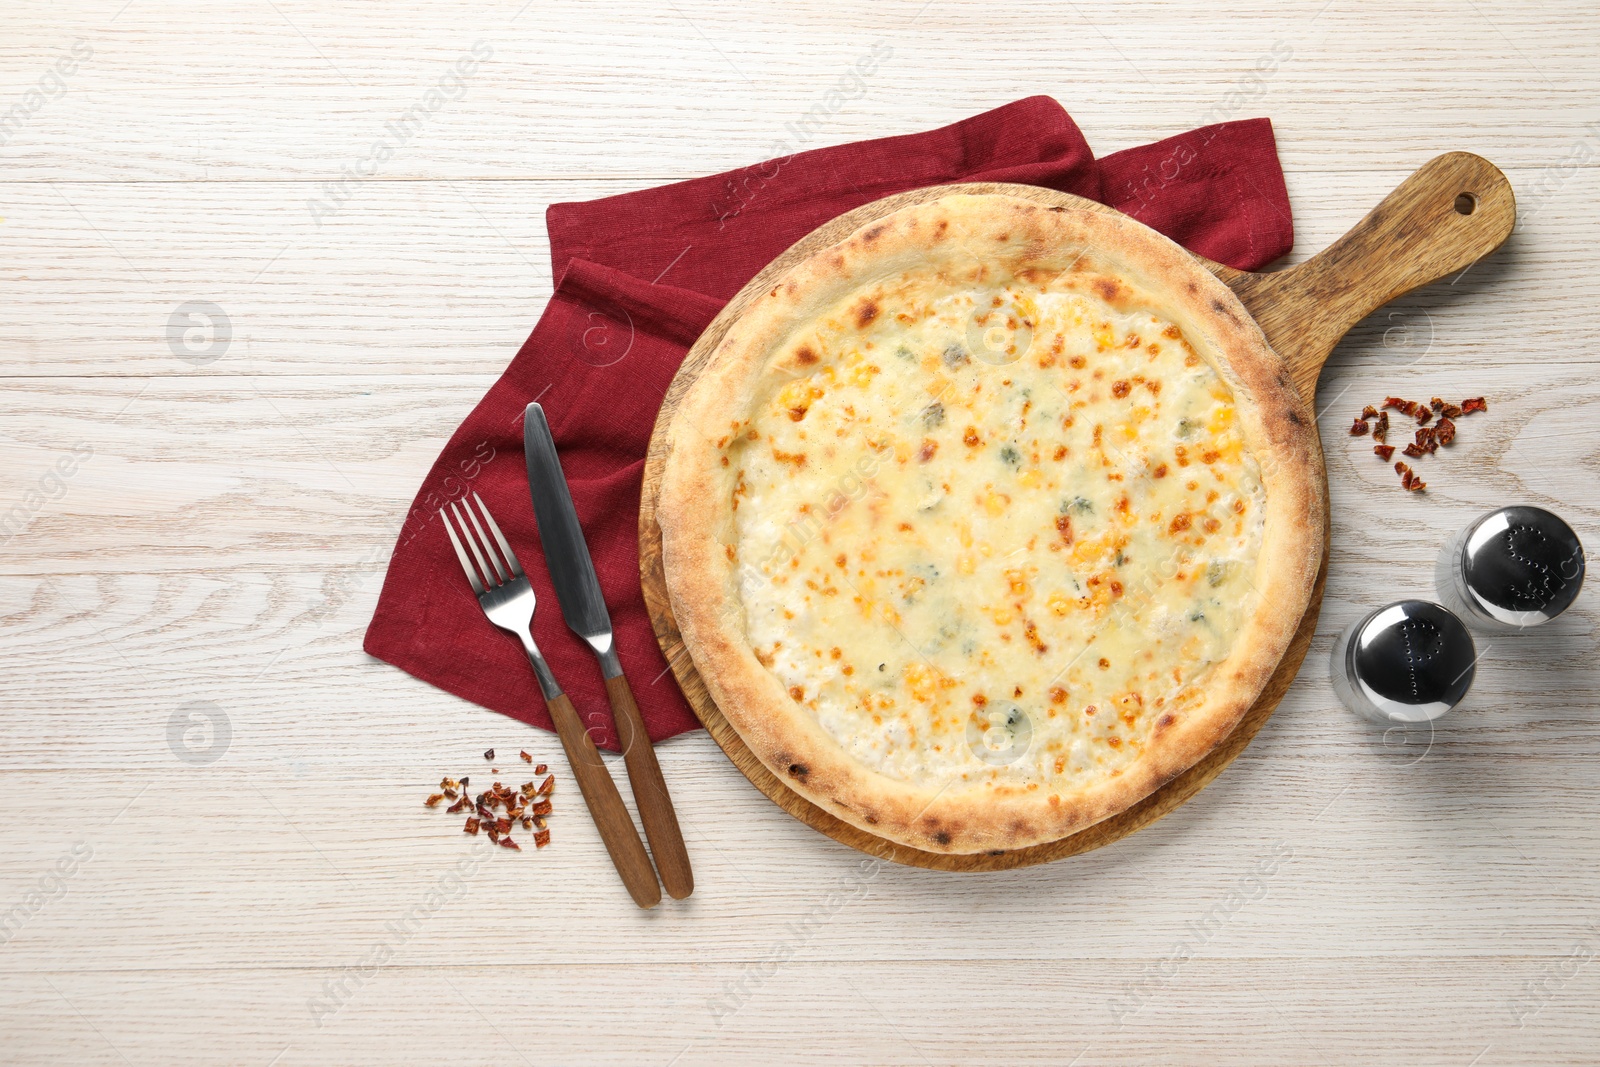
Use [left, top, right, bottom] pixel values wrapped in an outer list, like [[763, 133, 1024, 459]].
[[440, 507, 486, 595], [472, 492, 524, 578], [450, 500, 501, 588], [460, 496, 511, 584]]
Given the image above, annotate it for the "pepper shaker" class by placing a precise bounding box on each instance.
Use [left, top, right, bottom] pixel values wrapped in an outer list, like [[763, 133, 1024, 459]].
[[1330, 600, 1477, 724], [1435, 506, 1584, 631]]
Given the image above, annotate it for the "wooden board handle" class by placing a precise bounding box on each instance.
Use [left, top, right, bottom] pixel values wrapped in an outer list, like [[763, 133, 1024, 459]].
[[545, 693, 662, 910], [1219, 152, 1515, 403], [606, 672, 695, 899]]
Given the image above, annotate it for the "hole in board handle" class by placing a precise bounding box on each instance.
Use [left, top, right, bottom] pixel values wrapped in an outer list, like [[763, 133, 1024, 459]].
[[1454, 192, 1478, 216]]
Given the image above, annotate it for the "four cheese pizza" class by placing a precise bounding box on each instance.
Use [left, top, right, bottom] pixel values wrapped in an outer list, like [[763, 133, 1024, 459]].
[[659, 191, 1324, 854]]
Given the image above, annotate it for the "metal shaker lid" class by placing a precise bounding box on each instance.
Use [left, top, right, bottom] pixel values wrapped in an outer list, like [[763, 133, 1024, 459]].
[[1349, 600, 1476, 721], [1460, 506, 1584, 626]]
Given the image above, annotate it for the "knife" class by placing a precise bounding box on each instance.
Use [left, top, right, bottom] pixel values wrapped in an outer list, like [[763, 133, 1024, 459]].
[[524, 402, 694, 900]]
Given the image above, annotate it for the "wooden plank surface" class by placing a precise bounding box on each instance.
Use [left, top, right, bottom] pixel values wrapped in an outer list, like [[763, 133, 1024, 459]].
[[2, 1, 1598, 1063]]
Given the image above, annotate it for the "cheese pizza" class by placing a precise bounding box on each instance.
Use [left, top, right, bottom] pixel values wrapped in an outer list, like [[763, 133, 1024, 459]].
[[658, 191, 1323, 854]]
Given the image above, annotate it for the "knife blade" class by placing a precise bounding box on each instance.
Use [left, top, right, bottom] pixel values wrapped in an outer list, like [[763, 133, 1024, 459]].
[[523, 403, 620, 675], [522, 401, 695, 898]]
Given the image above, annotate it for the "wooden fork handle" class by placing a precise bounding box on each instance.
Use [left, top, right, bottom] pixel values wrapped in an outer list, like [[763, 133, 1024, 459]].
[[606, 672, 694, 899], [544, 692, 661, 910]]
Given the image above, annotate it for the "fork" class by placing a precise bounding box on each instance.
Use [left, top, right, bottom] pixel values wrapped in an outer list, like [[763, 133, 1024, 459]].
[[441, 492, 661, 910]]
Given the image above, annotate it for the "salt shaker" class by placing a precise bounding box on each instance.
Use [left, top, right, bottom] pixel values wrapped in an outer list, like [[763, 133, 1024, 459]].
[[1435, 506, 1585, 630], [1330, 600, 1477, 724]]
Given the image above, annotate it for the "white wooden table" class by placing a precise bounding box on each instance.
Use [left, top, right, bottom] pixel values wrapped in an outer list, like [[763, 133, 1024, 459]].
[[3, 2, 1597, 1063]]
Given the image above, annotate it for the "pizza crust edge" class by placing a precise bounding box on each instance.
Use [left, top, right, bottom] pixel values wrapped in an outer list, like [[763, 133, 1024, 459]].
[[659, 192, 1325, 854]]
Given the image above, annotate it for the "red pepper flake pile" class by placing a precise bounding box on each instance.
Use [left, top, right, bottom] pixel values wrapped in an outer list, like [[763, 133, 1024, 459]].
[[425, 764, 555, 851], [1348, 395, 1487, 491]]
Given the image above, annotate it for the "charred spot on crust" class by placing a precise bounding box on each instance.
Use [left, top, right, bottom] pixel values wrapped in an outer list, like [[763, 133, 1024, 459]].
[[1287, 409, 1304, 426], [1091, 277, 1122, 303], [1048, 205, 1067, 213], [987, 849, 1007, 856], [1185, 281, 1198, 294], [855, 299, 880, 328], [933, 831, 952, 846], [1209, 298, 1241, 326], [795, 345, 819, 366], [862, 224, 886, 243], [935, 220, 949, 235], [864, 814, 879, 825], [787, 762, 808, 779], [1155, 712, 1177, 733]]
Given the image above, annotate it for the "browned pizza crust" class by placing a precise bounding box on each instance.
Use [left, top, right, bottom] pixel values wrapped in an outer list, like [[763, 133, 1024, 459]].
[[658, 190, 1324, 854]]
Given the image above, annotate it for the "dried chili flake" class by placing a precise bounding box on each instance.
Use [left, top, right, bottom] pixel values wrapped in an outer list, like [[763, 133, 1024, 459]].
[[534, 829, 551, 849], [1436, 417, 1456, 445], [1395, 461, 1415, 490], [536, 775, 555, 797], [507, 805, 524, 819], [532, 799, 553, 817], [425, 793, 444, 808], [1461, 396, 1487, 414], [499, 836, 520, 850], [1439, 402, 1463, 419], [532, 815, 546, 830], [1373, 411, 1389, 442], [534, 764, 548, 776], [446, 796, 469, 814], [459, 776, 469, 789], [495, 817, 512, 834], [1402, 442, 1425, 458], [1409, 478, 1427, 492], [464, 817, 480, 835], [520, 751, 533, 763], [1430, 397, 1445, 412], [1350, 418, 1370, 436], [1374, 444, 1395, 461], [1383, 396, 1420, 417], [442, 789, 458, 800], [440, 777, 459, 792], [1362, 405, 1379, 420], [484, 749, 495, 761]]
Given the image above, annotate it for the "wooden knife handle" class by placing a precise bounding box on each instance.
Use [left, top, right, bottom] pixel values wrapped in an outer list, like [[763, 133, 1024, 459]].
[[544, 692, 661, 910], [606, 672, 694, 899]]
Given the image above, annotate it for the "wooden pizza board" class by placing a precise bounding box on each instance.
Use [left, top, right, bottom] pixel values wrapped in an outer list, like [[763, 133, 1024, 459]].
[[639, 154, 1515, 870]]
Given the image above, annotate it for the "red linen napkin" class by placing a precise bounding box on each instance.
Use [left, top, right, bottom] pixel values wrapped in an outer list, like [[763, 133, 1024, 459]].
[[364, 96, 1294, 750]]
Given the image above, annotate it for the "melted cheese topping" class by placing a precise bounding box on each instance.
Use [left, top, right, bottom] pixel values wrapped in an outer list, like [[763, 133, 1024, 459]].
[[724, 268, 1265, 793]]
